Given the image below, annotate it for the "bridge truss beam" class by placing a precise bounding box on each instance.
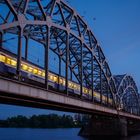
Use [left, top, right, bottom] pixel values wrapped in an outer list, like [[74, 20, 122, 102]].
[[0, 0, 139, 115]]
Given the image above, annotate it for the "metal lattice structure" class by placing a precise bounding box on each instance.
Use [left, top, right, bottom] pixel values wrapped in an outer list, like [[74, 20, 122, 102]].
[[114, 75, 140, 115], [0, 0, 139, 115]]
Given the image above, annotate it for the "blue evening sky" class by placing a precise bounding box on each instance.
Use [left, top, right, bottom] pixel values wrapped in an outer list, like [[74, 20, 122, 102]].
[[0, 0, 140, 119], [68, 0, 140, 89]]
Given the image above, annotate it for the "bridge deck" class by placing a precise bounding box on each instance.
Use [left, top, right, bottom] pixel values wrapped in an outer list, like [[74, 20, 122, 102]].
[[0, 77, 140, 120]]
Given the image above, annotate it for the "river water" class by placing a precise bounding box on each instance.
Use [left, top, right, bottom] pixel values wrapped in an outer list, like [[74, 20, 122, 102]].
[[0, 128, 140, 140]]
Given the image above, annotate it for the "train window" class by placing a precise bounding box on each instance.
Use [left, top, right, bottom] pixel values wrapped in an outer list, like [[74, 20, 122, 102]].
[[82, 88, 84, 93], [52, 75, 55, 81], [33, 69, 38, 74], [76, 85, 80, 91], [102, 96, 105, 101], [38, 70, 42, 76], [28, 67, 33, 73], [68, 82, 72, 88], [62, 79, 65, 86], [0, 55, 6, 63], [48, 73, 51, 79], [89, 90, 92, 96], [59, 78, 62, 84], [109, 99, 113, 104], [21, 64, 28, 71], [83, 88, 85, 93], [74, 83, 77, 89], [78, 86, 80, 91], [53, 76, 58, 82], [59, 78, 63, 84], [70, 82, 74, 89], [11, 59, 17, 67], [94, 92, 100, 98], [49, 75, 53, 81], [48, 75, 50, 80], [74, 84, 77, 90], [6, 58, 11, 65], [42, 72, 45, 77], [71, 83, 74, 89], [104, 96, 107, 101], [83, 88, 88, 94]]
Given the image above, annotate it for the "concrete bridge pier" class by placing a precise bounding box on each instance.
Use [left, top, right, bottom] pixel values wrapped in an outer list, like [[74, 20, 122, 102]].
[[127, 119, 140, 135], [79, 115, 127, 137], [120, 117, 127, 136]]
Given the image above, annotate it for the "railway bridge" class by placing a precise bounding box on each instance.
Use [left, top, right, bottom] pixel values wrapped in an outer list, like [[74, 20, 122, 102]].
[[0, 0, 140, 136]]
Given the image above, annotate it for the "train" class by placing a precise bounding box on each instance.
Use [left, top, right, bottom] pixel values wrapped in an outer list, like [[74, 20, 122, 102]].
[[0, 51, 113, 105]]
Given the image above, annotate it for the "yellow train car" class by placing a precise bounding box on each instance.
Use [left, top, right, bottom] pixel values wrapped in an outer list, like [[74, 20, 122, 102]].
[[0, 51, 113, 105]]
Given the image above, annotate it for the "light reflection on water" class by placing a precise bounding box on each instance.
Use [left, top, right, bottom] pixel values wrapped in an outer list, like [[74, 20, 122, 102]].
[[0, 128, 140, 140]]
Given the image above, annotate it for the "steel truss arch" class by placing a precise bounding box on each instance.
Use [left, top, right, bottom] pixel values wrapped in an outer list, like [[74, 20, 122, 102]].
[[113, 74, 140, 115], [0, 0, 139, 114]]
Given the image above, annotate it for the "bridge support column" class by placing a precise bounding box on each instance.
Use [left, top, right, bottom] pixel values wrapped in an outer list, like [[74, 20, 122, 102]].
[[120, 117, 127, 136], [79, 115, 127, 137], [127, 119, 140, 135]]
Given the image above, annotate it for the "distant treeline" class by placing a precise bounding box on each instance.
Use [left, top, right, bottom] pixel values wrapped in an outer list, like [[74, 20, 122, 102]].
[[0, 114, 89, 128]]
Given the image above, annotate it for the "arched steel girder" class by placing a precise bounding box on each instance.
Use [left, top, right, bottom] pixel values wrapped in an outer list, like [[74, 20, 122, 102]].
[[114, 75, 138, 97], [0, 0, 139, 113], [113, 75, 140, 115], [122, 87, 139, 115], [0, 0, 116, 106]]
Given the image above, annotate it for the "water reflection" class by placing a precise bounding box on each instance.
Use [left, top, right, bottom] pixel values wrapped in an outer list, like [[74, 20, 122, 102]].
[[0, 128, 140, 140]]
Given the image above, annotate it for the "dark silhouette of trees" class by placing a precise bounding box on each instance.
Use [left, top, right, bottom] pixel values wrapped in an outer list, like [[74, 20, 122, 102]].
[[0, 114, 84, 128]]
